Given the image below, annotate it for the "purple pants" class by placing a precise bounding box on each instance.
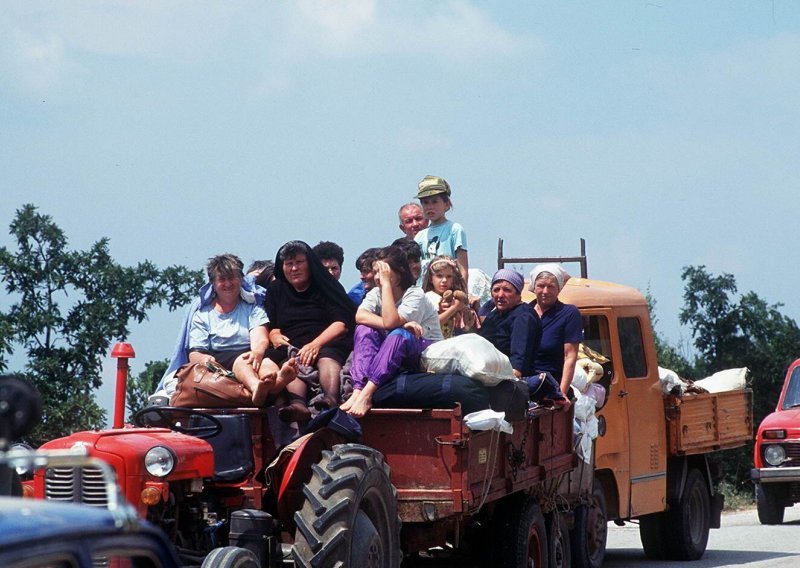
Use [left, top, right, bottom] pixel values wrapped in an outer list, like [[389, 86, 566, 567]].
[[350, 325, 433, 391]]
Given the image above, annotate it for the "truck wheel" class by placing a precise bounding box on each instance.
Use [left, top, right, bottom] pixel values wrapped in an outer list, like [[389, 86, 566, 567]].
[[292, 444, 401, 568], [756, 484, 785, 525], [665, 468, 710, 560], [201, 546, 259, 568], [638, 511, 668, 559], [546, 510, 571, 568], [495, 496, 549, 567], [570, 479, 607, 568]]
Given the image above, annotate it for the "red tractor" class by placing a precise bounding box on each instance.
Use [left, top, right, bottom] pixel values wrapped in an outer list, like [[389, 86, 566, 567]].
[[32, 343, 575, 567]]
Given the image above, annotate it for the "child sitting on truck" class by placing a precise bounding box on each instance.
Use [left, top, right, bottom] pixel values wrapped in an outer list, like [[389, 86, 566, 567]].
[[421, 256, 478, 339]]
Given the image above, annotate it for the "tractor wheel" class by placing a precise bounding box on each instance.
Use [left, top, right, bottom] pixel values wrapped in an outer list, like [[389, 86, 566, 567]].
[[664, 468, 710, 560], [292, 444, 401, 568], [756, 483, 785, 525], [570, 478, 607, 568], [495, 495, 549, 568], [638, 511, 668, 559], [200, 546, 259, 568], [546, 510, 571, 568]]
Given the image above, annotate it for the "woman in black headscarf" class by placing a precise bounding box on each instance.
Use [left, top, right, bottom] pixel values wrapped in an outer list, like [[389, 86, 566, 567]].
[[265, 241, 356, 422]]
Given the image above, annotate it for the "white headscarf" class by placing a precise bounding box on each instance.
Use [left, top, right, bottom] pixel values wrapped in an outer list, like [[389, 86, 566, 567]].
[[528, 263, 571, 292]]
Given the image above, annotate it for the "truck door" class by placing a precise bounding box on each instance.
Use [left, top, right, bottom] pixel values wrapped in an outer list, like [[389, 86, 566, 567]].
[[615, 311, 667, 517], [583, 310, 633, 517]]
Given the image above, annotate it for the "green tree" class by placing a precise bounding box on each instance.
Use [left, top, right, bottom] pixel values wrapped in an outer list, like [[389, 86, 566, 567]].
[[678, 265, 800, 485], [0, 204, 203, 446], [127, 359, 169, 419], [645, 286, 694, 379]]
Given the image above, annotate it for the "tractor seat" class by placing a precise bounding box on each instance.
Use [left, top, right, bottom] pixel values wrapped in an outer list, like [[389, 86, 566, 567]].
[[190, 413, 254, 482]]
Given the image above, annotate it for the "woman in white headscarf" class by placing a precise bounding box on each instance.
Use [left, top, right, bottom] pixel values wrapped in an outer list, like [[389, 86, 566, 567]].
[[529, 264, 583, 395]]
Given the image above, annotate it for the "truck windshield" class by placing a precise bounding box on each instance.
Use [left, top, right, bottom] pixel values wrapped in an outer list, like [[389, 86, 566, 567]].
[[781, 367, 800, 410]]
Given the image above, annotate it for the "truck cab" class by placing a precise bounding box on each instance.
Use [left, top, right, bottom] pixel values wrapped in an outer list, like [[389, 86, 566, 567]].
[[752, 358, 800, 524], [504, 239, 753, 567]]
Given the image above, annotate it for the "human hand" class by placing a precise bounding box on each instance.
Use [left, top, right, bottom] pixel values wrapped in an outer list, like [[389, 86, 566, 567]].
[[403, 321, 423, 338], [375, 261, 392, 287], [271, 332, 290, 349], [297, 343, 320, 367], [249, 350, 264, 373]]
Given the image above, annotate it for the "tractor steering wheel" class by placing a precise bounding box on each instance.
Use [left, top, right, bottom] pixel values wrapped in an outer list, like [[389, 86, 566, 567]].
[[132, 406, 223, 439]]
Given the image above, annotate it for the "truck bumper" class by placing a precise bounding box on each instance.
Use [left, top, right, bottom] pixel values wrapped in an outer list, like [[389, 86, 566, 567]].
[[751, 467, 800, 483]]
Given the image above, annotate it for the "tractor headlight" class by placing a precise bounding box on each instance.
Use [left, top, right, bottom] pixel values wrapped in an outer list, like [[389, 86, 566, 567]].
[[144, 446, 175, 477], [764, 444, 787, 467], [9, 443, 34, 477]]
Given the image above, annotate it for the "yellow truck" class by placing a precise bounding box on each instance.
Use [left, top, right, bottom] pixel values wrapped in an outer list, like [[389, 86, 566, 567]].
[[503, 240, 753, 567]]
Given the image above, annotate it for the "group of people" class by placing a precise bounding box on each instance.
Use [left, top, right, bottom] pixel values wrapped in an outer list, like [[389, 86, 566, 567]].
[[157, 175, 583, 421]]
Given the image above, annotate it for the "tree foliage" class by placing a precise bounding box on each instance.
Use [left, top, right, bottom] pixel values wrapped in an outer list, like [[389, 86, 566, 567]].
[[0, 204, 203, 446], [127, 359, 169, 419], [676, 265, 800, 486]]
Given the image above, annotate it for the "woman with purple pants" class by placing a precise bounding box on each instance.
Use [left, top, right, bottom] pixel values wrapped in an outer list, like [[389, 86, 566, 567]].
[[340, 245, 443, 418]]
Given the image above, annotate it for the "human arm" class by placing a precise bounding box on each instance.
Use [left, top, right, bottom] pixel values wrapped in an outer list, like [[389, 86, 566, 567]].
[[509, 307, 541, 378], [296, 321, 347, 366], [247, 325, 269, 372], [355, 262, 406, 330], [187, 309, 218, 365], [268, 327, 290, 349], [456, 248, 469, 287], [561, 342, 579, 394]]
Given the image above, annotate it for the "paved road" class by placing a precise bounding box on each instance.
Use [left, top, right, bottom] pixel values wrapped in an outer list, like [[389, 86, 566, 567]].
[[604, 505, 800, 567], [407, 505, 800, 567]]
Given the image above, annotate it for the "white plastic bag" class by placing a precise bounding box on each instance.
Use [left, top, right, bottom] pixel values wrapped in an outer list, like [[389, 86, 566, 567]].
[[694, 368, 748, 393], [658, 366, 687, 396], [421, 334, 515, 386], [464, 409, 513, 434]]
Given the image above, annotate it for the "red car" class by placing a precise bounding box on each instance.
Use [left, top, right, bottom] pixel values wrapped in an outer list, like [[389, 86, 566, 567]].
[[752, 358, 800, 524]]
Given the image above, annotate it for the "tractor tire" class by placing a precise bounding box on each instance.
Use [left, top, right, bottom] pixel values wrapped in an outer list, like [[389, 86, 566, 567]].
[[201, 546, 259, 568], [570, 478, 607, 568], [546, 510, 571, 568], [664, 468, 711, 560], [756, 483, 785, 525], [495, 495, 549, 568], [638, 511, 668, 559], [292, 444, 401, 568]]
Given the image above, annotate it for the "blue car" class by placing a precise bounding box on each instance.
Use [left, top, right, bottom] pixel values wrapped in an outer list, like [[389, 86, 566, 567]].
[[0, 495, 181, 568]]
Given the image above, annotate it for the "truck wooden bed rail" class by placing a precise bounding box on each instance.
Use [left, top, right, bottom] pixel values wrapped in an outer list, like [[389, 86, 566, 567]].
[[497, 237, 588, 278]]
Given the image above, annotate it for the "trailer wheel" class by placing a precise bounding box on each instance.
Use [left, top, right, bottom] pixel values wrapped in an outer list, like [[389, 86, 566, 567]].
[[638, 511, 668, 559], [200, 546, 259, 568], [570, 479, 607, 568], [496, 496, 548, 567], [546, 510, 571, 568], [756, 484, 785, 525], [292, 444, 401, 568], [664, 468, 710, 560]]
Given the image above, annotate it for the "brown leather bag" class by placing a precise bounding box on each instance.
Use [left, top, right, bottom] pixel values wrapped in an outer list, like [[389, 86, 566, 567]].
[[170, 361, 253, 408]]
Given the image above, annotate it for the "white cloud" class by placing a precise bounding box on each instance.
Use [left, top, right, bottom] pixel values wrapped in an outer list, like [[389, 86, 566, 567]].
[[2, 29, 83, 95], [283, 0, 540, 60]]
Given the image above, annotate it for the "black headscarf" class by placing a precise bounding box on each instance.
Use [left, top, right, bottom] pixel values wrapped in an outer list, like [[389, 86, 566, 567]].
[[271, 240, 356, 330]]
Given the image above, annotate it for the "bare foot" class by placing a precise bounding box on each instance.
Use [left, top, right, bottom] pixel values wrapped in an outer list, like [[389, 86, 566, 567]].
[[345, 394, 372, 419], [278, 402, 311, 423], [251, 378, 272, 407], [339, 390, 360, 413], [275, 358, 298, 391]]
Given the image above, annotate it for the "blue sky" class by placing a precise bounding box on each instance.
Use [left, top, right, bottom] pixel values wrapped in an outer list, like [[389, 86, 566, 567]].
[[2, 1, 799, 416]]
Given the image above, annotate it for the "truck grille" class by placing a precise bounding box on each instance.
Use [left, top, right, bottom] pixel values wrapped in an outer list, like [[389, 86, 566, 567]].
[[44, 466, 109, 507]]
